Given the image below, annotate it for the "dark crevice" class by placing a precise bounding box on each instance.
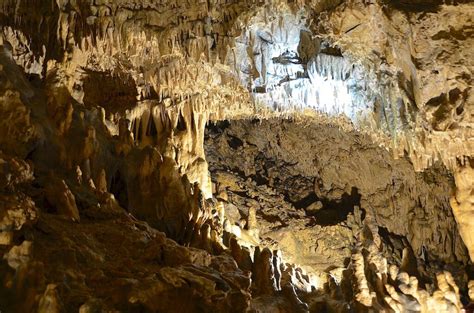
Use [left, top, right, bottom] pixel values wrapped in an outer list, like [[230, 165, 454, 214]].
[[378, 226, 423, 279], [319, 43, 343, 57], [146, 115, 158, 136], [252, 86, 267, 93], [205, 120, 230, 139], [251, 172, 269, 186], [227, 135, 244, 149], [259, 211, 288, 227], [177, 113, 187, 131], [137, 121, 143, 142], [110, 170, 128, 211], [307, 187, 361, 226], [210, 120, 230, 131], [290, 193, 319, 209], [230, 190, 253, 199], [378, 226, 408, 256]]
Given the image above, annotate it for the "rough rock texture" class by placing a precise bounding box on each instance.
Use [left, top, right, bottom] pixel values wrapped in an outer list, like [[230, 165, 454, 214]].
[[205, 118, 471, 287], [451, 162, 474, 262], [1, 0, 472, 168], [1, 201, 253, 312], [314, 1, 474, 168], [0, 0, 473, 311]]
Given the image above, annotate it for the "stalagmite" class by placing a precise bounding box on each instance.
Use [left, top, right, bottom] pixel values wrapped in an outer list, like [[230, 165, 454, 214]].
[[45, 178, 80, 222]]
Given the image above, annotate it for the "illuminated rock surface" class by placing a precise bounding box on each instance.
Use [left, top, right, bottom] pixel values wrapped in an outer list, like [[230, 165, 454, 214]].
[[0, 0, 473, 311]]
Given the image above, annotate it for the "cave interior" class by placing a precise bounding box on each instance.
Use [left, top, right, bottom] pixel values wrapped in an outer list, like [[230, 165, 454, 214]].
[[0, 0, 473, 312]]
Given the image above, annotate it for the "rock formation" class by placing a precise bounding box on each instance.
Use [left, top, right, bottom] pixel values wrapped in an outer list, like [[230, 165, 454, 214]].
[[0, 0, 473, 311]]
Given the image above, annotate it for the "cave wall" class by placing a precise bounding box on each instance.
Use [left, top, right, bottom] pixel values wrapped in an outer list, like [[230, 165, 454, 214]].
[[0, 0, 473, 262], [205, 118, 470, 268], [0, 0, 473, 311]]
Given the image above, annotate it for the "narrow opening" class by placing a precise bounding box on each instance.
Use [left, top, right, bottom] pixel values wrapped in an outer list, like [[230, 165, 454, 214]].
[[177, 113, 187, 131], [227, 135, 244, 149], [146, 115, 158, 136], [110, 170, 128, 211]]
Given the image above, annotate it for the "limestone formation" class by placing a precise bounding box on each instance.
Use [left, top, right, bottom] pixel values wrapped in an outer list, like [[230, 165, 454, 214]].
[[205, 119, 470, 270], [0, 0, 473, 312]]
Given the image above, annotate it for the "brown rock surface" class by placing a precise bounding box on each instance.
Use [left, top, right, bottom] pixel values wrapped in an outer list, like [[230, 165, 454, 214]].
[[0, 0, 473, 311], [205, 119, 469, 269]]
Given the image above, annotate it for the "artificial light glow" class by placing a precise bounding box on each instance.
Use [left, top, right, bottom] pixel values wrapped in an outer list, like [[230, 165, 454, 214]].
[[231, 9, 374, 124]]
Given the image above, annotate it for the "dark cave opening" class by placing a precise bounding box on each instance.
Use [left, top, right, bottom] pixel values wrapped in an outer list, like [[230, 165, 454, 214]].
[[378, 226, 409, 259], [290, 192, 318, 209], [177, 113, 187, 131], [227, 135, 244, 149], [251, 172, 270, 186], [204, 120, 231, 144], [110, 170, 128, 211], [146, 115, 158, 136], [301, 187, 362, 226]]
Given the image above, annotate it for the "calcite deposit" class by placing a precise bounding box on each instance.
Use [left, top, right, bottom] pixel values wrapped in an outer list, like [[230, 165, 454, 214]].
[[0, 0, 473, 312]]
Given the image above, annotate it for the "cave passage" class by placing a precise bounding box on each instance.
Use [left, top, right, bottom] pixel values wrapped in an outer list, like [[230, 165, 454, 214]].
[[204, 117, 468, 285], [0, 0, 473, 311]]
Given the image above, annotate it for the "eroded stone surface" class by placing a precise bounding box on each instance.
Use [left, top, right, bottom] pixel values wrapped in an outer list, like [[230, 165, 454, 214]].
[[0, 0, 473, 311], [205, 119, 470, 270]]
